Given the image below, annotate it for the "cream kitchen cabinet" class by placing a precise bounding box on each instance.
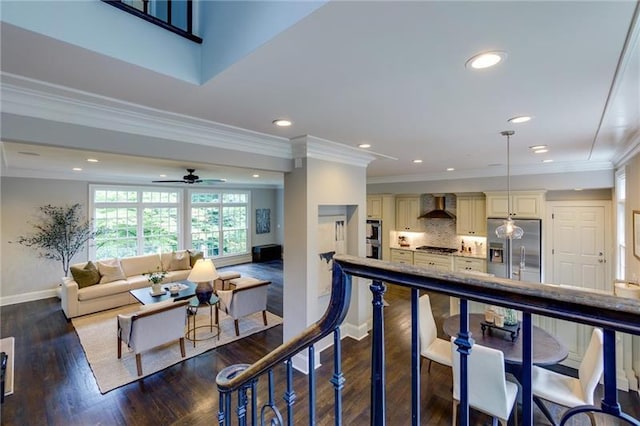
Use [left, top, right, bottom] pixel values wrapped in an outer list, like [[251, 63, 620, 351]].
[[395, 196, 422, 231], [413, 252, 452, 272], [367, 195, 383, 219], [484, 190, 545, 219], [390, 248, 413, 265], [455, 194, 487, 236], [453, 256, 486, 273]]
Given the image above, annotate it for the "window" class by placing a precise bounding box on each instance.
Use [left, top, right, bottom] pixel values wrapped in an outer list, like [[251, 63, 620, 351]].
[[92, 186, 181, 259], [190, 191, 249, 258], [91, 186, 250, 260]]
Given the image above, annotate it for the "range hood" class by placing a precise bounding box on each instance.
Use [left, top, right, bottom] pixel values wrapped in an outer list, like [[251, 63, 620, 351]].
[[418, 196, 456, 219]]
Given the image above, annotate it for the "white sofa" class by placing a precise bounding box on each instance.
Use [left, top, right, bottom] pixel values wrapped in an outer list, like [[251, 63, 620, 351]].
[[61, 251, 193, 319]]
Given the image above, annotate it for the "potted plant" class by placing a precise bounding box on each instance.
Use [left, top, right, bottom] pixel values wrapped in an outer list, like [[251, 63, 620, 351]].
[[144, 268, 168, 293], [13, 204, 99, 277]]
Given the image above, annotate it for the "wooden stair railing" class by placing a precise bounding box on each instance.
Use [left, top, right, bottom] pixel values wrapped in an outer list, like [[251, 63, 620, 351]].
[[216, 255, 640, 426]]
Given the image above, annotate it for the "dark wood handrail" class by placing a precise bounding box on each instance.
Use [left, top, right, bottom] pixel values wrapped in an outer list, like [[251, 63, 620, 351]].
[[216, 265, 352, 392], [335, 255, 640, 335]]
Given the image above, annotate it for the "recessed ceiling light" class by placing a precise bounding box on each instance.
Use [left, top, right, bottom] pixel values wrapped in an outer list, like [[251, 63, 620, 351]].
[[252, 174, 260, 178], [534, 149, 548, 154], [574, 188, 583, 191], [159, 174, 167, 177], [529, 145, 547, 150], [465, 51, 507, 69], [72, 167, 82, 171], [272, 119, 292, 127], [358, 143, 371, 149], [86, 158, 99, 163], [508, 116, 532, 124], [542, 159, 554, 163], [446, 167, 455, 171], [413, 159, 423, 164]]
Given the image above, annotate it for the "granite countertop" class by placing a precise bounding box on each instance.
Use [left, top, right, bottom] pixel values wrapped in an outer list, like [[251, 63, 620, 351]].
[[389, 246, 486, 260]]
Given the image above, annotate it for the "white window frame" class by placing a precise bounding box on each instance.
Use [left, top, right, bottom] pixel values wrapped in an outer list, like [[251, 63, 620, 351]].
[[187, 189, 250, 259], [90, 184, 183, 259]]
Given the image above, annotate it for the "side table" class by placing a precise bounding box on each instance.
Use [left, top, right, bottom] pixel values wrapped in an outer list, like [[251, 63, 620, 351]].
[[186, 294, 220, 347]]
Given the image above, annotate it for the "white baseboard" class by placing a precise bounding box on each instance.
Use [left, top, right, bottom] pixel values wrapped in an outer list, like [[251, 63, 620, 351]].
[[291, 350, 322, 375], [340, 319, 371, 341], [0, 288, 58, 307]]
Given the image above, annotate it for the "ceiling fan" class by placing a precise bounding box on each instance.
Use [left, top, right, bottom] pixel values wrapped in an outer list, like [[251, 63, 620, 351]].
[[152, 168, 226, 184]]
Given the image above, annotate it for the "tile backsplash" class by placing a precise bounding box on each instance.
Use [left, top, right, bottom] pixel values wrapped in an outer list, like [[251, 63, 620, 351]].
[[389, 193, 486, 255]]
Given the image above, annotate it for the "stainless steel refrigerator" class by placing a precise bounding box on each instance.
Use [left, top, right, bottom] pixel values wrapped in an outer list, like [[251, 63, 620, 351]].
[[487, 218, 541, 283]]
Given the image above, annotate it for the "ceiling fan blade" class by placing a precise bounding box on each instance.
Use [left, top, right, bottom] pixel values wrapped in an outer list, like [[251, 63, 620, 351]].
[[199, 178, 227, 183], [152, 179, 188, 183]]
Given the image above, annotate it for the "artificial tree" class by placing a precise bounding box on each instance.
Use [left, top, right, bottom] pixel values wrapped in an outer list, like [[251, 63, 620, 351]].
[[14, 204, 99, 277]]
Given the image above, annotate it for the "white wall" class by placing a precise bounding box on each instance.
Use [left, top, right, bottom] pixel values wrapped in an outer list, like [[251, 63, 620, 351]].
[[1, 177, 281, 305], [2, 1, 201, 83], [1, 177, 88, 303], [251, 188, 281, 247], [623, 152, 640, 392]]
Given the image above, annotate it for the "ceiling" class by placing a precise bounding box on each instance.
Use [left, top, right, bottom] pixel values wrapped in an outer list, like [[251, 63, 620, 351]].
[[1, 1, 639, 188]]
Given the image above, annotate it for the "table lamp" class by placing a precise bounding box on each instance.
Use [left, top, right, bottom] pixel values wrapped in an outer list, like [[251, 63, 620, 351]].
[[187, 259, 218, 304]]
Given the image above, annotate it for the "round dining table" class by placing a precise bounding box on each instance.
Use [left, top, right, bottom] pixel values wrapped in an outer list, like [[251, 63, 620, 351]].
[[443, 313, 568, 367]]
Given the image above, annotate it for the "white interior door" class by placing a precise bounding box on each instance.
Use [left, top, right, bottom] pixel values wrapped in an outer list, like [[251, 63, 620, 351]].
[[545, 204, 608, 367]]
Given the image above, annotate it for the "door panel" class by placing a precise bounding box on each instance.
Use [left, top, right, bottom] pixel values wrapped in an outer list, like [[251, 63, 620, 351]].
[[548, 205, 606, 366]]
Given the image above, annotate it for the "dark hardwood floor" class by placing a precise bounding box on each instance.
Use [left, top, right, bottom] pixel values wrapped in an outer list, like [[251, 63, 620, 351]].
[[1, 259, 638, 425]]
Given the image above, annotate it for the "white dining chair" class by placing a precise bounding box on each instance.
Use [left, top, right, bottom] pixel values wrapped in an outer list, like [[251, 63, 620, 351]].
[[531, 328, 604, 425], [451, 338, 519, 426], [419, 294, 452, 372]]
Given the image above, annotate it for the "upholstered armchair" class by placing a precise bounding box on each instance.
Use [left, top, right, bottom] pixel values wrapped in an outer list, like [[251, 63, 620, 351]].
[[117, 300, 189, 376], [217, 278, 270, 336]]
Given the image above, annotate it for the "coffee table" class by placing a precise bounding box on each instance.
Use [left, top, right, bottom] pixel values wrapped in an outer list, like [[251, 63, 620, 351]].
[[129, 280, 196, 305]]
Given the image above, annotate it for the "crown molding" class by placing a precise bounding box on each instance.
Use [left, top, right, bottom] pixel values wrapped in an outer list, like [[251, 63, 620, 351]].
[[0, 73, 293, 159], [291, 135, 377, 168], [366, 160, 614, 184]]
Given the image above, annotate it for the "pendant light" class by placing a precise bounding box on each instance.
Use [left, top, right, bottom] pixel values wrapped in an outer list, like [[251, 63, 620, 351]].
[[495, 130, 524, 239]]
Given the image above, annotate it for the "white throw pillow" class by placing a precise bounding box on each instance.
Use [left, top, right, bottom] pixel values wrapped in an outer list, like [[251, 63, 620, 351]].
[[97, 259, 126, 284], [169, 251, 190, 271]]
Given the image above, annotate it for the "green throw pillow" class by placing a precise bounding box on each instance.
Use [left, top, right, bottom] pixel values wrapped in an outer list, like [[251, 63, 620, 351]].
[[188, 250, 204, 267], [70, 261, 101, 289]]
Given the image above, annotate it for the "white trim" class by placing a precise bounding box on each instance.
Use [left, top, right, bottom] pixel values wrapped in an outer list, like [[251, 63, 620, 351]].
[[1, 73, 292, 159], [367, 161, 615, 185], [291, 350, 322, 375], [0, 288, 58, 307], [340, 319, 371, 341], [291, 135, 376, 168]]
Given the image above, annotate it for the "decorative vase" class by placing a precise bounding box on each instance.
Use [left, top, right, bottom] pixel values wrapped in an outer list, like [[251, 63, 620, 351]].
[[152, 283, 162, 294], [195, 281, 213, 304]]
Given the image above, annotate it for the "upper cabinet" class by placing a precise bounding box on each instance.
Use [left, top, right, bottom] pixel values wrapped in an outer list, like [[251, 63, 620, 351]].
[[367, 195, 383, 219], [456, 194, 487, 236], [484, 190, 546, 219], [395, 195, 422, 231]]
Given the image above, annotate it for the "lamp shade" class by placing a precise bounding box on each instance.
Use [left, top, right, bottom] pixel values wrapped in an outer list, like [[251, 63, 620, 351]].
[[188, 259, 218, 304], [188, 259, 218, 282]]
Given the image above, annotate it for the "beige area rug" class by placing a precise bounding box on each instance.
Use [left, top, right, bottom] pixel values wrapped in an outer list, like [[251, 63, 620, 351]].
[[72, 305, 282, 394]]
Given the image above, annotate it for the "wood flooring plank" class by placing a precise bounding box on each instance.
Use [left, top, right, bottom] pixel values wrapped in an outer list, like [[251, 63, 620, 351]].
[[1, 259, 638, 425]]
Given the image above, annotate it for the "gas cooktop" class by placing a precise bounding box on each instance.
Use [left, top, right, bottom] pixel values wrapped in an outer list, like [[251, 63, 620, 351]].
[[415, 246, 458, 254]]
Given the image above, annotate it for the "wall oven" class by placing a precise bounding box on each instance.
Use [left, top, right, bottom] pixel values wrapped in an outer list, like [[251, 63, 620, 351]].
[[366, 219, 382, 259]]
